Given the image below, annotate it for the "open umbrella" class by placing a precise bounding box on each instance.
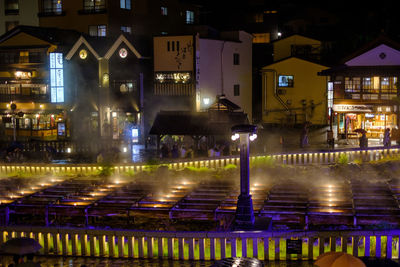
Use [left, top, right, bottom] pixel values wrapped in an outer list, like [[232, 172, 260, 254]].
[[0, 237, 42, 255], [315, 251, 366, 267]]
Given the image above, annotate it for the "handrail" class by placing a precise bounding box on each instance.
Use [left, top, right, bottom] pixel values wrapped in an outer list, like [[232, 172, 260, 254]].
[[0, 226, 398, 260]]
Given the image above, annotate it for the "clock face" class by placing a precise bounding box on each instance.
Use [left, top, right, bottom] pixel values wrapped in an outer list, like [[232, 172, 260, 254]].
[[79, 49, 87, 59], [119, 48, 128, 58]]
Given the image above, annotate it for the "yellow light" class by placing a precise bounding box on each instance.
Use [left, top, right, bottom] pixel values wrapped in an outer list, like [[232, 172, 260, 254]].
[[39, 104, 44, 108]]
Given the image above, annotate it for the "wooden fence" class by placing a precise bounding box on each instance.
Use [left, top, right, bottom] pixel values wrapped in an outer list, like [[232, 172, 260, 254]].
[[0, 227, 398, 261]]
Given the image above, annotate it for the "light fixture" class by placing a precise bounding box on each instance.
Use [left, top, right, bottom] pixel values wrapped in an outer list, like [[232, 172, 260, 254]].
[[79, 49, 88, 59], [249, 133, 257, 142], [112, 112, 117, 118], [67, 147, 72, 153], [231, 133, 240, 141], [39, 104, 44, 108], [203, 97, 210, 105], [119, 48, 128, 58]]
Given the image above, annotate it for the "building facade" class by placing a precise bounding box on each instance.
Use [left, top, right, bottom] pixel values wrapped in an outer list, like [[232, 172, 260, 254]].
[[152, 31, 253, 124], [262, 57, 328, 126], [38, 0, 200, 41], [0, 0, 39, 35], [319, 36, 400, 140]]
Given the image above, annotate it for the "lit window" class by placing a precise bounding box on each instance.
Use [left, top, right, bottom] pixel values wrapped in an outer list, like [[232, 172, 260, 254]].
[[254, 13, 263, 23], [186, 10, 194, 24], [161, 6, 167, 15], [84, 0, 105, 11], [19, 51, 29, 63], [121, 26, 131, 34], [278, 75, 294, 87], [234, 84, 240, 96], [120, 0, 131, 10], [252, 33, 270, 44], [42, 0, 62, 14], [89, 25, 106, 37], [5, 0, 19, 15], [233, 53, 240, 65]]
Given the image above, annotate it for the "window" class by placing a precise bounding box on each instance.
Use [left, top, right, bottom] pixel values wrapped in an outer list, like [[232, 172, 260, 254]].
[[19, 51, 29, 63], [89, 25, 106, 37], [167, 41, 170, 51], [5, 21, 18, 31], [42, 0, 62, 14], [344, 77, 361, 93], [121, 26, 131, 34], [0, 52, 18, 63], [161, 6, 168, 15], [253, 33, 270, 44], [118, 81, 136, 93], [278, 75, 294, 87], [254, 13, 263, 23], [172, 41, 175, 51], [362, 77, 379, 92], [5, 0, 19, 15], [84, 0, 105, 11], [234, 84, 240, 96], [233, 53, 240, 65], [186, 10, 194, 24], [120, 0, 131, 9], [380, 77, 397, 91]]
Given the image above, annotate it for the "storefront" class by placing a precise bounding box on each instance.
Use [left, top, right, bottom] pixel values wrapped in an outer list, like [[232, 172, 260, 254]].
[[333, 104, 397, 139]]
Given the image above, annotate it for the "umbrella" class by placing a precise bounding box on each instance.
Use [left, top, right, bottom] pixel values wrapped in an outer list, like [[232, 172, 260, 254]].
[[0, 237, 42, 255], [314, 251, 366, 267]]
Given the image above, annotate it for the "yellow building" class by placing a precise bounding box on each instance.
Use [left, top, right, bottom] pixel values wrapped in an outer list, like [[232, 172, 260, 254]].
[[272, 34, 322, 62], [261, 57, 328, 126]]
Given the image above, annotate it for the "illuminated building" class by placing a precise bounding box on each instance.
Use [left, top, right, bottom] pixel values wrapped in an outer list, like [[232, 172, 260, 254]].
[[152, 31, 253, 122], [0, 0, 39, 35], [319, 35, 400, 141]]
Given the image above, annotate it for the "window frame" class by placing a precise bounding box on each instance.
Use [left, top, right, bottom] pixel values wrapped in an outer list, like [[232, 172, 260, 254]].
[[4, 0, 19, 15], [234, 84, 240, 96], [278, 75, 294, 87], [120, 0, 131, 10], [42, 0, 62, 14], [233, 53, 240, 65], [89, 25, 107, 37], [161, 6, 168, 16], [185, 10, 194, 24]]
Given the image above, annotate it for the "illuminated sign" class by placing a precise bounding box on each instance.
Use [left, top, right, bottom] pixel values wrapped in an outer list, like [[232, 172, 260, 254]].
[[49, 53, 64, 103], [132, 128, 139, 143], [119, 48, 128, 58], [79, 49, 88, 59], [333, 104, 373, 112], [155, 72, 191, 83]]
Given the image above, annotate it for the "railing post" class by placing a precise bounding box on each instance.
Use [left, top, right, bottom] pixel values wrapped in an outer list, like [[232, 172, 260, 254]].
[[376, 235, 381, 258], [275, 237, 280, 260], [242, 238, 247, 258], [199, 238, 205, 260], [158, 237, 164, 259], [264, 237, 269, 261], [253, 237, 258, 259], [386, 235, 392, 259], [365, 235, 370, 257], [188, 238, 195, 260]]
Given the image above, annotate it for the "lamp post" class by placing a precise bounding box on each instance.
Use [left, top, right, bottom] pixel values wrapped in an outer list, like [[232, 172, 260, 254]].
[[10, 103, 17, 142], [231, 124, 257, 228]]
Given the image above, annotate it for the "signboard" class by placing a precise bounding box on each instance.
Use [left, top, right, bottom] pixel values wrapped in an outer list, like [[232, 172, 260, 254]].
[[333, 104, 373, 113], [57, 122, 65, 136], [286, 239, 302, 255], [49, 53, 64, 103]]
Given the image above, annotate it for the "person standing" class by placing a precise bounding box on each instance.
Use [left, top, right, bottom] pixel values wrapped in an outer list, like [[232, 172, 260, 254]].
[[383, 128, 391, 148], [300, 123, 309, 148]]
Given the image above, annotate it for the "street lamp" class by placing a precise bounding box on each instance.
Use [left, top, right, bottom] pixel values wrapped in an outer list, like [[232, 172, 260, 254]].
[[231, 124, 257, 228], [10, 103, 17, 142]]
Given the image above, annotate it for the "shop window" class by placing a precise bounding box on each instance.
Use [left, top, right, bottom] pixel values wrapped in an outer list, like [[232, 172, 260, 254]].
[[5, 0, 19, 15], [362, 77, 379, 93]]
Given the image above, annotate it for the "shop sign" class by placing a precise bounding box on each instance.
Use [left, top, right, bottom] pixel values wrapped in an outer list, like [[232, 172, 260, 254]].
[[333, 104, 373, 112]]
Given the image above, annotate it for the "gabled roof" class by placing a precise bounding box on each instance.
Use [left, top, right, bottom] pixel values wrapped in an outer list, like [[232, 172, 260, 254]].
[[262, 56, 329, 69], [271, 34, 321, 45], [104, 34, 143, 59], [65, 36, 101, 60], [0, 25, 81, 52], [340, 34, 400, 64]]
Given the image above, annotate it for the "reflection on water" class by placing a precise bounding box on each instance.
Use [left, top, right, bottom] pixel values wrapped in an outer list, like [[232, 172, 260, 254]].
[[0, 256, 317, 267]]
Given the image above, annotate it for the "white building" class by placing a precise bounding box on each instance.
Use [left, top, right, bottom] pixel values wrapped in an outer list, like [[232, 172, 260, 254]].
[[153, 31, 253, 121], [0, 0, 39, 35]]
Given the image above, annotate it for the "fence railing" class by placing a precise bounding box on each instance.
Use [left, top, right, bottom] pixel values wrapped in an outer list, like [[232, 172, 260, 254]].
[[0, 147, 398, 175], [0, 226, 398, 260]]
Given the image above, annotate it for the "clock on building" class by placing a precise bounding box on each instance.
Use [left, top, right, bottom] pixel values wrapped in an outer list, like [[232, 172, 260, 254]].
[[119, 48, 128, 58], [79, 49, 88, 59]]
